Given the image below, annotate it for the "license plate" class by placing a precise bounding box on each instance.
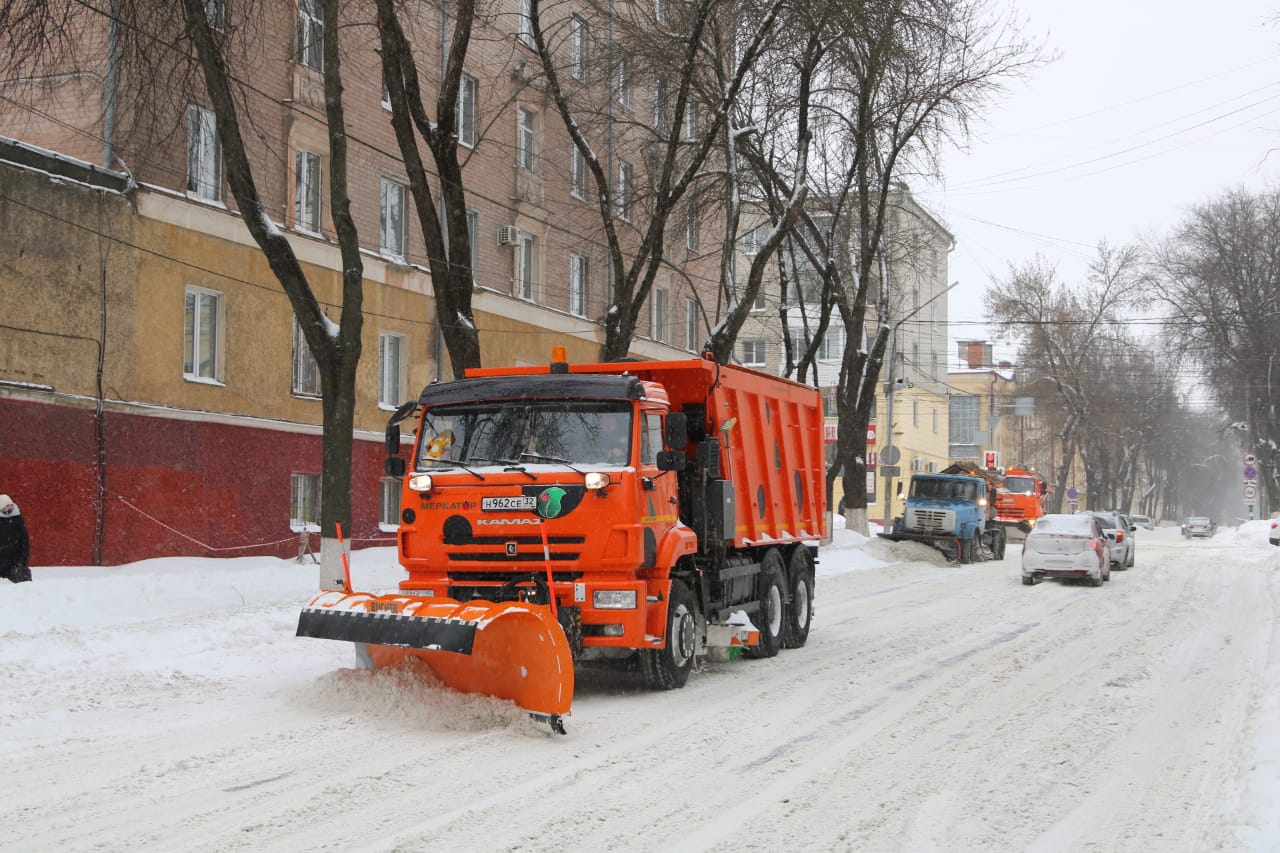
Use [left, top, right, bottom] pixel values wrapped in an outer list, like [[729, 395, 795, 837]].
[[482, 496, 537, 511]]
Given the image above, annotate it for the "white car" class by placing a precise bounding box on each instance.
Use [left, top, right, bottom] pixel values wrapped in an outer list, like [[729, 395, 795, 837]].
[[1022, 513, 1111, 587], [1131, 515, 1154, 530]]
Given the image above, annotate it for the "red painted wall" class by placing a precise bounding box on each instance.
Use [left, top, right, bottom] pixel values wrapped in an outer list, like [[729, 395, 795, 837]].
[[0, 397, 394, 566]]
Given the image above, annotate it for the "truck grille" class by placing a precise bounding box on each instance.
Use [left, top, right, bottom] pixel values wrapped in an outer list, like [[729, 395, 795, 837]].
[[909, 508, 953, 533]]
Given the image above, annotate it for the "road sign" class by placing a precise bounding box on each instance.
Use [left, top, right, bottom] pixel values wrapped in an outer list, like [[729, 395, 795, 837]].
[[1244, 465, 1258, 480], [880, 465, 901, 478], [1244, 452, 1258, 466], [1244, 484, 1258, 500], [1066, 487, 1079, 500], [881, 446, 901, 466]]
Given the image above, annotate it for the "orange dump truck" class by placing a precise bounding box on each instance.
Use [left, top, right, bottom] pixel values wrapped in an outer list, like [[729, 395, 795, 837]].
[[993, 466, 1047, 539], [298, 351, 826, 732]]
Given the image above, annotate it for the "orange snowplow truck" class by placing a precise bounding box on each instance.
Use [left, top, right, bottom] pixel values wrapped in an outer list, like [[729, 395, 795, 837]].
[[992, 466, 1047, 538], [298, 350, 826, 732]]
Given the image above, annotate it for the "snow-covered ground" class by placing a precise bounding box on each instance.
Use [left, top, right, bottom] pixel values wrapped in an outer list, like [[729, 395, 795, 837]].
[[3, 521, 1278, 851]]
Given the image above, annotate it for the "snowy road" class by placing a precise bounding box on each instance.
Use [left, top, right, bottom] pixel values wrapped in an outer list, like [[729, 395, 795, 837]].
[[4, 525, 1278, 851]]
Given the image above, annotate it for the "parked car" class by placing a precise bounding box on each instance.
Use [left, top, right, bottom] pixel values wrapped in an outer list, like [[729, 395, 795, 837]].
[[1269, 518, 1278, 546], [1022, 513, 1111, 587], [1076, 510, 1136, 569], [1183, 516, 1216, 538], [1130, 514, 1154, 530]]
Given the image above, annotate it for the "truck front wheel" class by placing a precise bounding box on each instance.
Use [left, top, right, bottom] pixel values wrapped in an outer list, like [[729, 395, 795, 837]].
[[783, 548, 814, 649], [640, 579, 697, 690], [747, 551, 786, 659]]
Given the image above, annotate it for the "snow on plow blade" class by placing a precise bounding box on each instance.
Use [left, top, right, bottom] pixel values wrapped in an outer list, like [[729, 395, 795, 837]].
[[297, 591, 574, 721]]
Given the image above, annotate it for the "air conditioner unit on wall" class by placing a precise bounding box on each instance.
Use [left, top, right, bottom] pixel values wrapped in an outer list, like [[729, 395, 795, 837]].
[[926, 460, 938, 473], [912, 457, 923, 472], [496, 225, 519, 245]]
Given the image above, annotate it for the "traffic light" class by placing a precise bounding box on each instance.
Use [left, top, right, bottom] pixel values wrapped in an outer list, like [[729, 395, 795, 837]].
[[984, 451, 998, 468]]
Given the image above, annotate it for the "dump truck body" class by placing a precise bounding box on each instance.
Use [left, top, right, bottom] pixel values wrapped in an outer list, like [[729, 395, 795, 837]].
[[298, 353, 826, 727]]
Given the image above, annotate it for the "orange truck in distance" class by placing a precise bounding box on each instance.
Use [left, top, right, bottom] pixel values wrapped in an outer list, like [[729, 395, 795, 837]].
[[992, 466, 1048, 538], [298, 350, 827, 732]]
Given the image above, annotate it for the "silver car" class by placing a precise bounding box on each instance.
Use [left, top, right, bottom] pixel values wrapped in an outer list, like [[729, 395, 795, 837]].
[[1023, 514, 1111, 586], [1076, 510, 1136, 569]]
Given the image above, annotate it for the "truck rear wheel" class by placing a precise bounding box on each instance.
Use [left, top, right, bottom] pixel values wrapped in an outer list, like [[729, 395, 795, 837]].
[[782, 548, 814, 649], [747, 551, 786, 659], [640, 579, 697, 690]]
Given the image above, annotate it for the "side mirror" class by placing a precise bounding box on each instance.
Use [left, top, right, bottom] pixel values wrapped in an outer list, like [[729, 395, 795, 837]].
[[384, 456, 406, 477], [656, 449, 686, 472], [665, 412, 689, 448]]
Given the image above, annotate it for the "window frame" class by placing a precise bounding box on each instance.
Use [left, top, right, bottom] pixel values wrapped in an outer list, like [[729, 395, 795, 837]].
[[186, 105, 221, 202], [652, 287, 668, 343], [517, 107, 537, 171], [294, 148, 322, 233], [378, 331, 406, 409], [616, 160, 632, 221], [379, 177, 406, 259], [292, 319, 321, 398], [290, 472, 321, 533], [685, 199, 698, 251], [379, 477, 402, 531], [297, 0, 324, 71], [517, 231, 536, 301], [570, 16, 588, 81], [569, 253, 588, 317], [458, 73, 478, 148], [570, 146, 586, 199], [183, 285, 223, 383], [741, 338, 766, 367], [685, 296, 698, 351]]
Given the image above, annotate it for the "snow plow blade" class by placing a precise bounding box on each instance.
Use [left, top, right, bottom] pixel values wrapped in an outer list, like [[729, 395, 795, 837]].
[[297, 591, 574, 721]]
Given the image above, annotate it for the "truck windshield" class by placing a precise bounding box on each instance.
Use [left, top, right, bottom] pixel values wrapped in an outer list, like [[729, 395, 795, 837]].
[[1004, 476, 1036, 494], [910, 479, 979, 501], [416, 401, 633, 470]]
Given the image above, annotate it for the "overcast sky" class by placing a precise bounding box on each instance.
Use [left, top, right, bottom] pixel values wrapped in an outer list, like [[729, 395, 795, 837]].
[[915, 0, 1280, 369]]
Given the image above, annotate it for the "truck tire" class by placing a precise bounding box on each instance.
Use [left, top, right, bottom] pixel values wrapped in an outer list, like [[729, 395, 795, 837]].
[[746, 551, 786, 659], [640, 579, 697, 690], [961, 535, 975, 564], [782, 548, 814, 649]]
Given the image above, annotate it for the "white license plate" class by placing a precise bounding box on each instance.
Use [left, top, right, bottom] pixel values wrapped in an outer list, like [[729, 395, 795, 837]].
[[482, 496, 537, 511]]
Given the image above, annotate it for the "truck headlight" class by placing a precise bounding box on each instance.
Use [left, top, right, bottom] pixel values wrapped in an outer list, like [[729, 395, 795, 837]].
[[593, 590, 637, 609], [408, 473, 433, 493], [585, 472, 611, 490]]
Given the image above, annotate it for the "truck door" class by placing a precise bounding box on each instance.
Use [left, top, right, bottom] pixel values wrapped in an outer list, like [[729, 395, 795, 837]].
[[639, 409, 680, 566]]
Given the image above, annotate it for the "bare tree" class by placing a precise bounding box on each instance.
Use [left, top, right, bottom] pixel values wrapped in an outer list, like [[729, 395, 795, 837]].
[[527, 0, 784, 362], [985, 245, 1146, 511], [1148, 185, 1280, 516]]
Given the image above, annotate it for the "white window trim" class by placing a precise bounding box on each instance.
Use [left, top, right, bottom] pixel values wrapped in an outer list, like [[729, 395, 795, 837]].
[[294, 149, 321, 234], [458, 73, 478, 148], [570, 147, 586, 200], [186, 105, 221, 203], [290, 472, 322, 533], [380, 178, 406, 259], [292, 319, 321, 398], [570, 16, 588, 81], [617, 161, 632, 221], [741, 339, 766, 367], [570, 253, 588, 317], [517, 231, 537, 301], [183, 285, 224, 384], [297, 0, 324, 71], [652, 287, 668, 343], [518, 107, 536, 171], [378, 331, 406, 410]]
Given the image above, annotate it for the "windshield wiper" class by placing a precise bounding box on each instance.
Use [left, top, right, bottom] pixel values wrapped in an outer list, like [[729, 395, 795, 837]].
[[472, 457, 537, 480], [520, 452, 585, 475], [421, 458, 487, 480]]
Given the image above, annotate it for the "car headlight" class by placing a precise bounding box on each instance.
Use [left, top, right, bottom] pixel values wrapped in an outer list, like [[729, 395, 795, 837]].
[[407, 473, 433, 493], [593, 590, 637, 609], [585, 472, 611, 490]]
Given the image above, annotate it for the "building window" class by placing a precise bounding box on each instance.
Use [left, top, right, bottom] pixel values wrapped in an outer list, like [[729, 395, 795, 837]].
[[822, 390, 837, 418], [294, 149, 321, 233], [517, 231, 536, 300], [379, 477, 401, 530], [379, 332, 405, 408], [204, 0, 225, 31], [741, 225, 764, 255], [570, 254, 588, 317], [751, 287, 767, 312], [653, 77, 668, 132], [380, 178, 405, 258], [458, 73, 477, 148], [290, 473, 321, 532], [683, 102, 697, 142], [467, 208, 480, 280], [183, 286, 222, 382], [517, 0, 534, 47], [570, 16, 588, 81], [912, 400, 919, 427], [950, 394, 980, 455], [617, 58, 632, 109], [517, 107, 536, 171], [685, 200, 698, 251], [741, 338, 765, 367], [652, 287, 668, 343], [685, 297, 698, 351], [186, 106, 221, 201], [818, 326, 844, 360], [617, 160, 632, 221], [654, 0, 666, 24], [570, 147, 586, 199], [292, 320, 321, 397], [298, 0, 324, 71]]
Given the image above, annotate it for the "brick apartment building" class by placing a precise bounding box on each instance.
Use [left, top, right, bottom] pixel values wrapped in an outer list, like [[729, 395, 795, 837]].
[[0, 1, 727, 564]]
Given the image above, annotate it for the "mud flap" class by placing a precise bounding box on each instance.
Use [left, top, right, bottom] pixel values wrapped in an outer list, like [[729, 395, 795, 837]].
[[297, 591, 574, 721]]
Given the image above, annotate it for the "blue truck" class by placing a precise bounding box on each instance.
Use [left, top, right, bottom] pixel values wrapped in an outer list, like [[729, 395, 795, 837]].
[[878, 464, 1007, 563]]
